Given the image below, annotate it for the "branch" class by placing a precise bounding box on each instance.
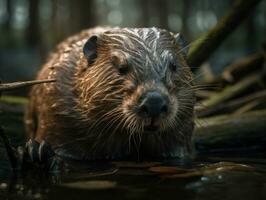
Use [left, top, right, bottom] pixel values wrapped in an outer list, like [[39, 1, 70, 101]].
[[197, 90, 266, 117], [0, 79, 55, 92], [222, 51, 265, 82], [187, 0, 262, 70], [196, 71, 265, 117]]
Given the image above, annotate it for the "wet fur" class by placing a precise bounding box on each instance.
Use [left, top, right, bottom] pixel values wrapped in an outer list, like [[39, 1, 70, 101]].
[[25, 27, 195, 160]]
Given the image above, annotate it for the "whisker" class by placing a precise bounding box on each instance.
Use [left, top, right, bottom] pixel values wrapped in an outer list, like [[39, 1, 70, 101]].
[[177, 41, 194, 55]]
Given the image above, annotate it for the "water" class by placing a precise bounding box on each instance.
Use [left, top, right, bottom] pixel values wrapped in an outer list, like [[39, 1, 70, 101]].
[[1, 147, 266, 200]]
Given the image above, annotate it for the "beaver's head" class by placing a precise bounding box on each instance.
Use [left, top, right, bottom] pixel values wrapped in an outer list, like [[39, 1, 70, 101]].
[[76, 28, 195, 141]]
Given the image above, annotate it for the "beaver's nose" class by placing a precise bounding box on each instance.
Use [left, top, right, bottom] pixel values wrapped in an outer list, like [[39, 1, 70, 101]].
[[138, 91, 169, 118]]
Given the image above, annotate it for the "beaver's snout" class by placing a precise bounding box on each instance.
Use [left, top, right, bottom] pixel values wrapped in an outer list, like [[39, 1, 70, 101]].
[[138, 91, 169, 119]]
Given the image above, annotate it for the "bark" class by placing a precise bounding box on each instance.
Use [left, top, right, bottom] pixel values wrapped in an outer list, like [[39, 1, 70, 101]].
[[194, 110, 266, 153], [197, 50, 265, 93]]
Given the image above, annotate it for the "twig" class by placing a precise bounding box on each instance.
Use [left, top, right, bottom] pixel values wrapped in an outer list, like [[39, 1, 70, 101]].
[[0, 79, 56, 92], [197, 71, 265, 116], [196, 90, 266, 117], [233, 100, 264, 115]]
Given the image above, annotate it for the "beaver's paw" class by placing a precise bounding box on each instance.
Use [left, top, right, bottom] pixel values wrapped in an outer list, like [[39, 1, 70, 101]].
[[24, 139, 62, 173]]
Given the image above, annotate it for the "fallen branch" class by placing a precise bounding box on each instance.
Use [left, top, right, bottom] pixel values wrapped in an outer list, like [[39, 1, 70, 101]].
[[196, 90, 266, 117], [222, 51, 265, 83], [194, 110, 266, 153], [188, 0, 262, 70], [233, 99, 265, 115], [198, 51, 265, 87], [196, 71, 265, 117]]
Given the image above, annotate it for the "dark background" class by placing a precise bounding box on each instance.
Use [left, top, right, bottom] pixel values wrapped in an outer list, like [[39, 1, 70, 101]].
[[0, 0, 265, 85]]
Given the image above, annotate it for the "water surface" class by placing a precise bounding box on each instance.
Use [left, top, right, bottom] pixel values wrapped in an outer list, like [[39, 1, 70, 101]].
[[1, 145, 266, 200]]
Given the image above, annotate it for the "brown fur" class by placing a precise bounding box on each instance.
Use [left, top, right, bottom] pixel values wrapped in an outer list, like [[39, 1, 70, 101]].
[[25, 27, 195, 160]]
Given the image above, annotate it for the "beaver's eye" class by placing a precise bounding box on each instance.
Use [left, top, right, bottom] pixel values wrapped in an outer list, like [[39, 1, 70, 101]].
[[111, 55, 130, 75], [118, 64, 130, 75], [169, 63, 178, 72]]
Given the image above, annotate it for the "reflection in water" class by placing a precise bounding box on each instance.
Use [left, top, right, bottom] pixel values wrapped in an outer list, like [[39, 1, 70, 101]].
[[0, 153, 266, 200]]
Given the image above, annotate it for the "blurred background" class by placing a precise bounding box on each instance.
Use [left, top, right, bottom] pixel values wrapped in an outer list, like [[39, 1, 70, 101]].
[[0, 0, 265, 88]]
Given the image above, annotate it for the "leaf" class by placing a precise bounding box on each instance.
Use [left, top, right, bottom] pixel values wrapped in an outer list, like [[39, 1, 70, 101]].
[[149, 166, 192, 174], [61, 180, 117, 190]]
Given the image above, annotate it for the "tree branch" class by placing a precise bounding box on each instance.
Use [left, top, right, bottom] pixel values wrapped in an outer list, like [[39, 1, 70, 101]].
[[187, 0, 262, 70]]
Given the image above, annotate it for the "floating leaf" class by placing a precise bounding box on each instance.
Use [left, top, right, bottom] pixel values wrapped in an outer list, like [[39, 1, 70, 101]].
[[113, 161, 161, 169], [149, 166, 192, 174], [62, 180, 117, 190], [162, 162, 254, 179]]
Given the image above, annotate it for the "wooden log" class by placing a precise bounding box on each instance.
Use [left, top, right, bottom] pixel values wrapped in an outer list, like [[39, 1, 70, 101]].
[[194, 110, 266, 153], [187, 0, 263, 70], [198, 50, 265, 87]]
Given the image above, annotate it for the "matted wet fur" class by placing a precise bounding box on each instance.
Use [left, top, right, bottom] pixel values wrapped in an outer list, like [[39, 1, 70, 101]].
[[25, 27, 195, 160]]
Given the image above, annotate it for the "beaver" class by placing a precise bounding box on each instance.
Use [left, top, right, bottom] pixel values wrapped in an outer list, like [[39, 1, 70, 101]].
[[25, 27, 195, 160]]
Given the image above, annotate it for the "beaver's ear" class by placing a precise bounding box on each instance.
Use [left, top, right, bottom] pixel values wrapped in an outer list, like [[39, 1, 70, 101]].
[[83, 35, 98, 65], [174, 33, 189, 56]]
